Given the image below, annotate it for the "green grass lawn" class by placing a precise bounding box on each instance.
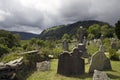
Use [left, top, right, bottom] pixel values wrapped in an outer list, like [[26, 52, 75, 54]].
[[27, 59, 120, 80]]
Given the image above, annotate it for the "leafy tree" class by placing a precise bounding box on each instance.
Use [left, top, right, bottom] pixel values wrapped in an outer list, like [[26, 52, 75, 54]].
[[62, 33, 70, 40], [87, 24, 101, 39], [101, 25, 114, 38], [0, 30, 20, 56], [0, 30, 20, 48], [115, 20, 120, 39], [0, 44, 10, 56]]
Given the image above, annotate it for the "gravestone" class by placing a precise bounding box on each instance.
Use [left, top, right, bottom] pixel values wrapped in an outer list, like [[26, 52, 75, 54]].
[[57, 48, 85, 75], [78, 43, 89, 58], [83, 36, 87, 45], [89, 51, 112, 73], [111, 40, 117, 50], [99, 45, 105, 52], [62, 39, 69, 51], [99, 35, 105, 52], [93, 70, 110, 80], [71, 48, 85, 75], [37, 61, 50, 71], [57, 51, 71, 75]]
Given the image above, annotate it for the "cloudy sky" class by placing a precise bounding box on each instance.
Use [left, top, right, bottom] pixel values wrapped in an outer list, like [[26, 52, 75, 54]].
[[0, 0, 120, 34]]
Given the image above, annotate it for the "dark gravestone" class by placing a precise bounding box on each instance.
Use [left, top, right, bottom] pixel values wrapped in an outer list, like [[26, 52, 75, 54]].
[[57, 51, 71, 75], [71, 48, 84, 75], [57, 48, 85, 75], [78, 43, 89, 58]]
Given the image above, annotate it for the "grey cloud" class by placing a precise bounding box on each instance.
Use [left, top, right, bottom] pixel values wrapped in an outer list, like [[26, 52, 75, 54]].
[[0, 0, 120, 34]]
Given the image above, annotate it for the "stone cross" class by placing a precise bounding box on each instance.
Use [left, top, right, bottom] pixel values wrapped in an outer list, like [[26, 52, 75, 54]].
[[79, 26, 84, 43], [100, 35, 104, 45], [99, 35, 105, 52], [83, 36, 87, 45]]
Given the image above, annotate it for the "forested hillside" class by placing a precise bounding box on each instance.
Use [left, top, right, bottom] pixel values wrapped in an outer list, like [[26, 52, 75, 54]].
[[39, 20, 113, 40]]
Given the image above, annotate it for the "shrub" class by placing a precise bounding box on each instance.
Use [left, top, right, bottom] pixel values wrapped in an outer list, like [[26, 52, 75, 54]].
[[109, 49, 120, 61], [0, 44, 10, 57]]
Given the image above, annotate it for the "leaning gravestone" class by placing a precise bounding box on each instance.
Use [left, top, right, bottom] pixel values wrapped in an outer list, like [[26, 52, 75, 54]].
[[93, 70, 110, 80], [62, 39, 69, 51], [57, 48, 85, 75], [89, 51, 112, 73]]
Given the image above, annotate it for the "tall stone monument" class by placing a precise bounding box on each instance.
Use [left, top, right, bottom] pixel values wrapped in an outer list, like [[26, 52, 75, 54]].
[[62, 39, 69, 51], [79, 26, 84, 43], [99, 35, 105, 52]]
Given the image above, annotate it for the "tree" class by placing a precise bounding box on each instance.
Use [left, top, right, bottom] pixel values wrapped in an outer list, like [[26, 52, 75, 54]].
[[0, 30, 20, 48], [87, 24, 101, 39], [62, 33, 70, 40], [115, 20, 120, 39], [101, 25, 114, 38]]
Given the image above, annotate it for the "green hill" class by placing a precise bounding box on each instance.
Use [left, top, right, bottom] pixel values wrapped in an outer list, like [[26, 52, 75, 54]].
[[39, 20, 112, 40]]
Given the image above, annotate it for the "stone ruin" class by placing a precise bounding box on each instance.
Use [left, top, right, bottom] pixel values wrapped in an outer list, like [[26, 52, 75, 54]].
[[0, 57, 23, 80], [93, 70, 110, 80], [57, 47, 85, 75], [89, 51, 112, 73]]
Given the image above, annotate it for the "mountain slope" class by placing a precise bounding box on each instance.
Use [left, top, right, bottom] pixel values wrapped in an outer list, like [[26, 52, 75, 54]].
[[11, 31, 38, 40], [39, 20, 112, 40]]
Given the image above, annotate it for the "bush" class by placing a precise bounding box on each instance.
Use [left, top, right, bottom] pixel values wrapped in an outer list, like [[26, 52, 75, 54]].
[[0, 44, 10, 57], [109, 49, 120, 61]]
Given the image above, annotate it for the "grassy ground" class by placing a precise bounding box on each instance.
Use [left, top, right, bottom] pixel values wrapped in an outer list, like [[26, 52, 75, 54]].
[[27, 59, 120, 80]]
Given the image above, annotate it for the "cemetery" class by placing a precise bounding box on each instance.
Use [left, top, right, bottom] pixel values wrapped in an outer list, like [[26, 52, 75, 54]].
[[0, 24, 120, 80]]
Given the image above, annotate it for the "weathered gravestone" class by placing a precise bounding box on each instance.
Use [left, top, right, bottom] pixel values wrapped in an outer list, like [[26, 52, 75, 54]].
[[89, 51, 112, 73], [57, 48, 85, 75], [78, 43, 89, 58], [111, 40, 117, 50], [37, 61, 50, 71], [62, 39, 69, 51], [93, 70, 110, 80]]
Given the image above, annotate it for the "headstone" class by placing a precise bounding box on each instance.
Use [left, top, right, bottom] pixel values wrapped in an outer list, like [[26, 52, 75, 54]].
[[71, 48, 85, 75], [37, 61, 50, 71], [79, 26, 84, 43], [83, 36, 87, 45], [93, 70, 110, 80], [99, 45, 105, 52], [78, 43, 89, 58], [89, 51, 112, 73], [100, 35, 104, 45], [57, 48, 85, 75], [111, 39, 117, 50], [62, 39, 69, 51], [99, 35, 105, 52]]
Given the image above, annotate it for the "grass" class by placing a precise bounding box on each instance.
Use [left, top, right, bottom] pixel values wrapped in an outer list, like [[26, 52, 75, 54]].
[[26, 59, 120, 80]]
